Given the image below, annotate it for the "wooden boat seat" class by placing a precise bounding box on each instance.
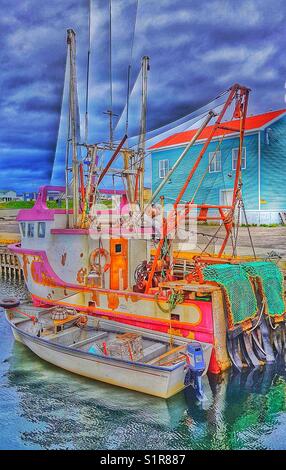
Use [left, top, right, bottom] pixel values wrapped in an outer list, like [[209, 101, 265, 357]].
[[45, 326, 80, 342], [147, 345, 186, 365], [69, 332, 108, 349], [13, 317, 30, 326], [142, 343, 167, 363]]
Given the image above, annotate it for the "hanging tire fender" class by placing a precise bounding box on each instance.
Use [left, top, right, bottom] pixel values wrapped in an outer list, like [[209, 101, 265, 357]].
[[0, 297, 20, 309]]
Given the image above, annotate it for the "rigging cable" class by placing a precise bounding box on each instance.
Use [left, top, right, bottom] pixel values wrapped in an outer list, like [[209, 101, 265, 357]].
[[113, 108, 220, 177], [115, 85, 229, 147], [241, 198, 257, 259]]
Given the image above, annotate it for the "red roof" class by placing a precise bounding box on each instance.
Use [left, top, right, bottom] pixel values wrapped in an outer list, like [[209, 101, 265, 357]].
[[150, 109, 286, 150]]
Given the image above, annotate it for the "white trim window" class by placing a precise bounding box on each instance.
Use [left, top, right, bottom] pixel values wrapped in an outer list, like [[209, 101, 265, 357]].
[[232, 147, 246, 170], [27, 223, 34, 238], [20, 222, 26, 237], [209, 151, 222, 173], [38, 222, 46, 238], [159, 159, 169, 179]]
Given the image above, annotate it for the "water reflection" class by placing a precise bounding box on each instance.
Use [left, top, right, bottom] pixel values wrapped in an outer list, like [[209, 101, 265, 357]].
[[0, 278, 286, 450]]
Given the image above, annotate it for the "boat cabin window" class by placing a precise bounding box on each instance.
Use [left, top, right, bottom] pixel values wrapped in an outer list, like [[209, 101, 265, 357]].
[[115, 243, 122, 253], [38, 222, 46, 238], [20, 222, 26, 237], [27, 223, 34, 238]]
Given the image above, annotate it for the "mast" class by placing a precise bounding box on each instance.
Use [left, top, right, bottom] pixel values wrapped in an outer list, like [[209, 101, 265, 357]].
[[84, 0, 92, 144], [67, 29, 80, 228], [138, 56, 150, 210]]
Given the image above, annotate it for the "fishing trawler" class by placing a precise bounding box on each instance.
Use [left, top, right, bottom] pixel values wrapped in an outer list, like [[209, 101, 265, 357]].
[[4, 10, 286, 379]]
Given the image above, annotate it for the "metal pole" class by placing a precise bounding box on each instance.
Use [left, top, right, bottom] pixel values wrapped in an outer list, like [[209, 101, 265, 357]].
[[65, 51, 71, 228], [145, 110, 216, 209], [174, 84, 240, 207], [138, 56, 150, 210], [84, 0, 92, 144], [97, 134, 127, 185], [231, 89, 249, 206], [67, 29, 79, 227]]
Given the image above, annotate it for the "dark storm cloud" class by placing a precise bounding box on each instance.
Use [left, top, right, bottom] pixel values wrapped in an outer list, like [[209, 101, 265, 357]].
[[0, 0, 286, 190]]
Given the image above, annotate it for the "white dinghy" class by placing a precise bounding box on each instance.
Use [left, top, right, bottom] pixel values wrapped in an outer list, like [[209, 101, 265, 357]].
[[4, 304, 212, 399]]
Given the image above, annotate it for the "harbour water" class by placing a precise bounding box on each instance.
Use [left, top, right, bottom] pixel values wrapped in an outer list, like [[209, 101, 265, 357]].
[[0, 278, 286, 450]]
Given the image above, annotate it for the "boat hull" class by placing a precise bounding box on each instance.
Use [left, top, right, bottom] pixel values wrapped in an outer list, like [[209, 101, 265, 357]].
[[6, 314, 212, 399]]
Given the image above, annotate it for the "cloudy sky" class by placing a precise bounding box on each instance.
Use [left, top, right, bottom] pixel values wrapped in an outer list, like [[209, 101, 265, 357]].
[[0, 0, 286, 191]]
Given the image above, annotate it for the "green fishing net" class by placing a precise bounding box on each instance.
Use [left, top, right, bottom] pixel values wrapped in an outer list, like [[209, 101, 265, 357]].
[[203, 264, 258, 325], [241, 262, 285, 317]]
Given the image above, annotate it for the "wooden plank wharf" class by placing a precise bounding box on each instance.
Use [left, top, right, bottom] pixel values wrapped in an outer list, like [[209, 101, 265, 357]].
[[0, 244, 23, 280]]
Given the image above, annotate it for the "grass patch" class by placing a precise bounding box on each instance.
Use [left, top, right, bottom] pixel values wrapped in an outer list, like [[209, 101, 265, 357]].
[[0, 201, 35, 209], [0, 198, 113, 210]]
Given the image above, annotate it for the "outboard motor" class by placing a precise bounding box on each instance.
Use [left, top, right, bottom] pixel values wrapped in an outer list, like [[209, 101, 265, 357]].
[[185, 342, 206, 400]]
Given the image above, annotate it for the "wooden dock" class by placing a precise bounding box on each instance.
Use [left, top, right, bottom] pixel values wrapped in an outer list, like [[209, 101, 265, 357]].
[[0, 244, 23, 280]]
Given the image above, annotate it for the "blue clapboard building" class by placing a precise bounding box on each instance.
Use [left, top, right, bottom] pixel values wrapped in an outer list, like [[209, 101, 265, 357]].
[[150, 109, 286, 224]]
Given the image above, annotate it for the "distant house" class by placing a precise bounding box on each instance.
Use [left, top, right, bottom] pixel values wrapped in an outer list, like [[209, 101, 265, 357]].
[[46, 190, 62, 201], [23, 192, 38, 201], [150, 109, 286, 224], [0, 190, 17, 202]]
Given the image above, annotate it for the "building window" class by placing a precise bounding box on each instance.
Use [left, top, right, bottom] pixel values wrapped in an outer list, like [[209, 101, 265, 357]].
[[159, 159, 169, 178], [232, 147, 246, 170], [27, 223, 34, 238], [209, 151, 221, 173], [20, 222, 26, 237], [38, 222, 46, 238]]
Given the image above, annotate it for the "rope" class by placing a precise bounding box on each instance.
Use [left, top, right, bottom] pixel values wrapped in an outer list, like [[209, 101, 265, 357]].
[[232, 199, 241, 257], [200, 223, 223, 254], [248, 300, 265, 333], [11, 308, 37, 322], [241, 199, 256, 259]]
